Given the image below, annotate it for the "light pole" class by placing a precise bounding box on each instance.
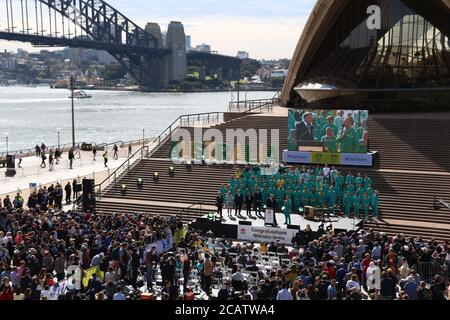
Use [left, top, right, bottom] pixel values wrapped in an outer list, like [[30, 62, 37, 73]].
[[142, 128, 145, 147], [69, 75, 76, 148], [5, 132, 8, 155], [56, 128, 61, 149]]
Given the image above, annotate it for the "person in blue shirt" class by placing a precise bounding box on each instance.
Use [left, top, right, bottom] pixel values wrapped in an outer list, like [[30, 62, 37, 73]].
[[353, 192, 361, 218], [404, 277, 418, 300], [327, 279, 338, 300], [335, 265, 347, 295]]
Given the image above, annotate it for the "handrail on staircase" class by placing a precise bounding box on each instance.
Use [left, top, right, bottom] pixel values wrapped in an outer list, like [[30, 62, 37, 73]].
[[94, 111, 225, 199], [179, 201, 207, 222], [228, 92, 281, 114]]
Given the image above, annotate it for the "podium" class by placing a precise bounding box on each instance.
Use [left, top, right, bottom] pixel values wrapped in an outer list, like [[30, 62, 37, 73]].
[[264, 208, 276, 226]]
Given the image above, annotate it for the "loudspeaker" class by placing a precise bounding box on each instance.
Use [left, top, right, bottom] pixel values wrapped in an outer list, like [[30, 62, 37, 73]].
[[239, 221, 252, 226], [73, 184, 82, 193], [82, 179, 95, 212], [82, 179, 95, 194], [287, 225, 300, 230], [5, 169, 16, 177], [6, 155, 15, 169]]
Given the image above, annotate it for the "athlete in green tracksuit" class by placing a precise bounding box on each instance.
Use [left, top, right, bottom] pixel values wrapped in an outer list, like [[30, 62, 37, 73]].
[[343, 192, 352, 217], [364, 174, 372, 191], [346, 173, 355, 187], [294, 189, 302, 211], [372, 190, 380, 218], [321, 128, 337, 153], [283, 197, 292, 225], [355, 173, 363, 188], [303, 187, 311, 206], [362, 193, 371, 219], [317, 190, 326, 208], [335, 172, 344, 203], [353, 192, 361, 218], [337, 118, 358, 153], [328, 189, 337, 214]]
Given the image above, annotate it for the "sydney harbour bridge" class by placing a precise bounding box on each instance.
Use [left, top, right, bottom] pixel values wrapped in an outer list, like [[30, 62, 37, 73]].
[[0, 0, 242, 89]]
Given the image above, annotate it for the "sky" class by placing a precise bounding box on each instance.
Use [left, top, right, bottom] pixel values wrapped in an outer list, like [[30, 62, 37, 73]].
[[0, 0, 317, 60]]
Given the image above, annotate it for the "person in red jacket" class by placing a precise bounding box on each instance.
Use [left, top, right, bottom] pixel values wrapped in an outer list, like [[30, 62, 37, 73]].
[[0, 277, 14, 301], [323, 261, 336, 279]]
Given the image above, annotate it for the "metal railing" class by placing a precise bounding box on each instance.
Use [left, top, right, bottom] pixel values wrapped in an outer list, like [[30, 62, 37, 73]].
[[149, 111, 224, 158], [178, 201, 207, 222], [416, 261, 447, 283], [95, 111, 225, 199], [95, 145, 150, 199], [228, 92, 281, 113], [0, 137, 156, 161]]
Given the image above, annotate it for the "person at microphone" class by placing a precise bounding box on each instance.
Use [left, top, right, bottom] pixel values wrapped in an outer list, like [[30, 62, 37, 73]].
[[295, 112, 315, 145]]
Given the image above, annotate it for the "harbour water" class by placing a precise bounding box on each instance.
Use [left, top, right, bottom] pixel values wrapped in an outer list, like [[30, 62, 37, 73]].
[[0, 86, 276, 152]]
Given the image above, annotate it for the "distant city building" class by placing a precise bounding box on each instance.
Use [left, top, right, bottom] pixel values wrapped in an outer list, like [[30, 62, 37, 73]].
[[0, 54, 17, 71], [186, 35, 192, 51], [236, 51, 249, 59], [162, 32, 167, 48], [271, 69, 288, 79], [194, 43, 211, 53], [17, 49, 29, 59], [98, 51, 116, 65]]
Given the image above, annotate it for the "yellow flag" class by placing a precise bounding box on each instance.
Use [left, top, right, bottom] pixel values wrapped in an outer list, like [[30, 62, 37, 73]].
[[82, 266, 104, 288]]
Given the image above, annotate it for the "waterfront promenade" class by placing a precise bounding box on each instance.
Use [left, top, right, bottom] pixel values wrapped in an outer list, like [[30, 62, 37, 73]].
[[0, 145, 131, 200]]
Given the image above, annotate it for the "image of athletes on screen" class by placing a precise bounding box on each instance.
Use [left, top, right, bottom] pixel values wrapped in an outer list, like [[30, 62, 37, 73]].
[[288, 109, 369, 154]]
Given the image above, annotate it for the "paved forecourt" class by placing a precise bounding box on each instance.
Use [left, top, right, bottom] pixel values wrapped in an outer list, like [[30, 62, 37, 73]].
[[0, 148, 130, 200]]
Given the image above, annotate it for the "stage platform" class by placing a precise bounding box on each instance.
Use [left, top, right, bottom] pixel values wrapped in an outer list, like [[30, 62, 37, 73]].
[[190, 211, 361, 244]]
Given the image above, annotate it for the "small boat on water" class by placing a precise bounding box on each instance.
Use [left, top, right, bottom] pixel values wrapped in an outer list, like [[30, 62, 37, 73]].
[[70, 90, 92, 99]]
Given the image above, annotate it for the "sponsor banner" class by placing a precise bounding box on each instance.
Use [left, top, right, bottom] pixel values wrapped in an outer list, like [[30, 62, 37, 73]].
[[311, 152, 341, 165], [144, 228, 174, 257], [282, 151, 312, 164], [341, 153, 373, 167], [283, 150, 373, 167], [238, 225, 298, 245]]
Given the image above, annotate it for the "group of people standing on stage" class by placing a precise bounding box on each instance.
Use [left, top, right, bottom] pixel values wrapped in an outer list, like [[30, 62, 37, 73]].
[[216, 164, 380, 225]]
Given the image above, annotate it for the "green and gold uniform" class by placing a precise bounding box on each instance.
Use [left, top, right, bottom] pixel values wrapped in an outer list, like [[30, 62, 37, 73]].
[[353, 194, 361, 217], [321, 135, 338, 153], [372, 193, 380, 217], [362, 195, 370, 219], [344, 193, 352, 217], [355, 176, 363, 188], [337, 127, 357, 153]]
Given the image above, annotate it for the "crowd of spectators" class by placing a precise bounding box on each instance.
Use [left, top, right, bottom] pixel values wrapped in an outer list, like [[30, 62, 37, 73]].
[[0, 194, 449, 300]]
